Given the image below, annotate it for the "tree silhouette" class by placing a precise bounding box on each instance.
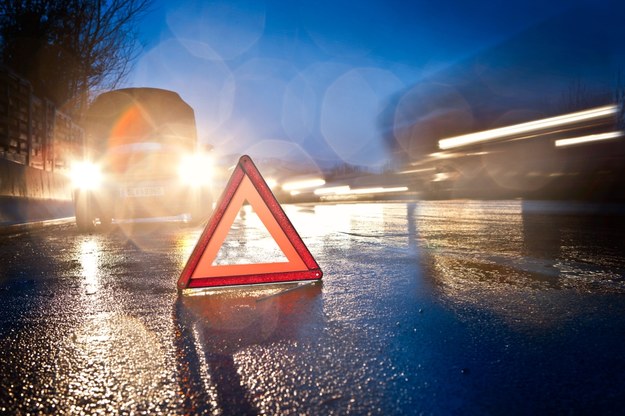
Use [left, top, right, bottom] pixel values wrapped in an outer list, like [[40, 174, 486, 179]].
[[0, 0, 150, 117]]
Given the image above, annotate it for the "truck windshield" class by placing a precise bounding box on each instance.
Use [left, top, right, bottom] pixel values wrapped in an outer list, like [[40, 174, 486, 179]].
[[84, 88, 197, 158]]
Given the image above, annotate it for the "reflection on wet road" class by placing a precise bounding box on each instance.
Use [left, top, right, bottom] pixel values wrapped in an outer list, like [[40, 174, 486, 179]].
[[1, 201, 624, 414]]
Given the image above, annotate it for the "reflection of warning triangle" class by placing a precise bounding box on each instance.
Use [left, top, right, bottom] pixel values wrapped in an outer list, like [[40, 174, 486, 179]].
[[178, 155, 323, 290]]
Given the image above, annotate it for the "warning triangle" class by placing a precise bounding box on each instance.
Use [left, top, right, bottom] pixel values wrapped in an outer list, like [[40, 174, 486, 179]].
[[178, 155, 323, 290], [213, 216, 289, 265]]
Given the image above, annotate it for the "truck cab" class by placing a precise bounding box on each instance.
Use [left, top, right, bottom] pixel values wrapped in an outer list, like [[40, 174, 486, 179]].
[[71, 88, 213, 231]]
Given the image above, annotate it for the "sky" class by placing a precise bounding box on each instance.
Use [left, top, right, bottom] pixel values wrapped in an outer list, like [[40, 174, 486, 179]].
[[126, 0, 614, 170]]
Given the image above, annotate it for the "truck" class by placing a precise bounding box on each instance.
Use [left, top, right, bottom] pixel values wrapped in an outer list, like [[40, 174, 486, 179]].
[[70, 88, 213, 231]]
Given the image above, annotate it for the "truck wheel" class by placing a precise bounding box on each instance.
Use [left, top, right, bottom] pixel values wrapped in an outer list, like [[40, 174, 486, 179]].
[[74, 190, 96, 232]]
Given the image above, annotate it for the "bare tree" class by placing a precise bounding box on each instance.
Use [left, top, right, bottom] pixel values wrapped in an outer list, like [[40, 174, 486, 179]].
[[0, 0, 151, 117]]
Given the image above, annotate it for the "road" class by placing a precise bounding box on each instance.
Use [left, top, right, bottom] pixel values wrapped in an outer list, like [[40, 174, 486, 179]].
[[1, 200, 625, 414]]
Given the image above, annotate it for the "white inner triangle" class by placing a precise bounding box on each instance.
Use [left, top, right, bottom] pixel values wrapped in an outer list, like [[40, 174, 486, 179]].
[[212, 205, 289, 265]]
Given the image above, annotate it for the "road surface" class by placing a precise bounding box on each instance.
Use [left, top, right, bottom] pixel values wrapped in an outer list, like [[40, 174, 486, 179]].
[[1, 201, 625, 414]]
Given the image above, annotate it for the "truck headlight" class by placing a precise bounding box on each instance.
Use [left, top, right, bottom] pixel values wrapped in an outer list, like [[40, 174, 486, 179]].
[[70, 161, 102, 190], [179, 153, 213, 187]]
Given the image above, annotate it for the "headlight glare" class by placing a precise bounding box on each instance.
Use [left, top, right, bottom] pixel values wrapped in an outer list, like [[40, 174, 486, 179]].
[[179, 153, 213, 187], [70, 161, 102, 189]]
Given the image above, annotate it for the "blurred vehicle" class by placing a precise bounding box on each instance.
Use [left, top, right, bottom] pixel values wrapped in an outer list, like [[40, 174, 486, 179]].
[[398, 104, 625, 200], [70, 88, 213, 231]]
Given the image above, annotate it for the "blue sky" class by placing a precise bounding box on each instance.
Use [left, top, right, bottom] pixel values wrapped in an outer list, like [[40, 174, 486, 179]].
[[127, 0, 607, 169]]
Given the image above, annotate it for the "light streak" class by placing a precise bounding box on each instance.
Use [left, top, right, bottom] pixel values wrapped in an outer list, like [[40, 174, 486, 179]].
[[554, 131, 622, 147], [343, 186, 409, 195], [438, 105, 618, 150], [314, 185, 350, 195], [398, 168, 436, 174], [281, 178, 326, 191], [316, 185, 408, 196]]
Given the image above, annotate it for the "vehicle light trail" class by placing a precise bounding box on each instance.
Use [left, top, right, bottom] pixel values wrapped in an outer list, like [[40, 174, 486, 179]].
[[554, 131, 623, 147], [438, 105, 618, 150]]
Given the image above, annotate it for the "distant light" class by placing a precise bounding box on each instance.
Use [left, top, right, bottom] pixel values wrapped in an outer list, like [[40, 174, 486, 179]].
[[265, 178, 278, 189], [429, 152, 454, 159], [314, 185, 408, 197], [282, 178, 326, 191], [432, 172, 451, 182], [398, 168, 436, 175], [340, 186, 408, 195], [439, 105, 618, 150], [314, 185, 350, 195], [554, 131, 623, 147]]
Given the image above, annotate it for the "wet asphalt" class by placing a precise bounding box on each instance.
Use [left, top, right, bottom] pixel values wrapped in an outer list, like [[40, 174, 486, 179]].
[[1, 200, 625, 415]]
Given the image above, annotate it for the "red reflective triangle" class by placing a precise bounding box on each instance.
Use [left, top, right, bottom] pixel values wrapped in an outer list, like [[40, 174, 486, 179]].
[[177, 155, 323, 290]]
